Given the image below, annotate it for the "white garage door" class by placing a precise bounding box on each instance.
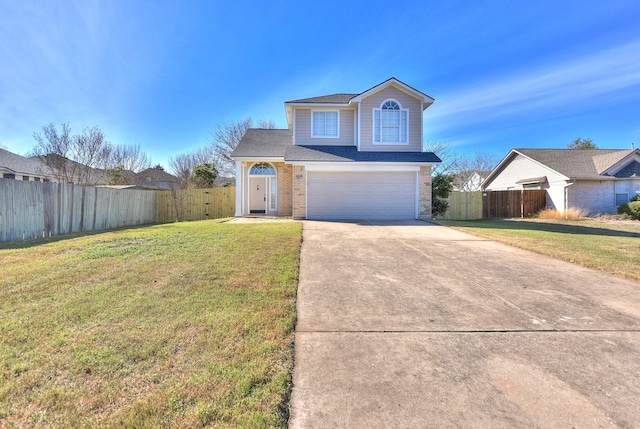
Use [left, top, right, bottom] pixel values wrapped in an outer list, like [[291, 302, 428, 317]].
[[307, 172, 416, 220]]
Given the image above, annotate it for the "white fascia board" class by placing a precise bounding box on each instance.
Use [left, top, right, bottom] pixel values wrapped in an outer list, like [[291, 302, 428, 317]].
[[286, 102, 351, 107], [301, 163, 423, 172], [350, 78, 435, 108]]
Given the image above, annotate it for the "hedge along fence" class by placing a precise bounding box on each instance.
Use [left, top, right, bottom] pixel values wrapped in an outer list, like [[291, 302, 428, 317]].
[[0, 179, 236, 242]]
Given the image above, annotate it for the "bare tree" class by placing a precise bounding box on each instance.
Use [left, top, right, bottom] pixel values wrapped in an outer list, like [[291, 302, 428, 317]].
[[423, 140, 459, 175], [32, 123, 113, 185], [209, 117, 275, 178], [167, 148, 213, 220], [452, 152, 499, 191], [103, 143, 152, 185], [107, 143, 151, 172]]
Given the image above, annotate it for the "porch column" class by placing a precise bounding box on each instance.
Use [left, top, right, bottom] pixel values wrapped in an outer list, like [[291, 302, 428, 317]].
[[234, 162, 242, 216]]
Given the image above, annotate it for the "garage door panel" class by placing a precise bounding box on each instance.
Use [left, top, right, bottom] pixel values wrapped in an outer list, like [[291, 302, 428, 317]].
[[307, 172, 416, 220]]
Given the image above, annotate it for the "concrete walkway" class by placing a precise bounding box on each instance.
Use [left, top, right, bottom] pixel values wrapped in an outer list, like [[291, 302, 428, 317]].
[[288, 220, 640, 428]]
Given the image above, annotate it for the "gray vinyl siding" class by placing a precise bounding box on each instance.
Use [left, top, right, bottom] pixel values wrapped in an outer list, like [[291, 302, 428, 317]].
[[294, 108, 355, 146], [359, 86, 423, 152], [483, 154, 567, 190]]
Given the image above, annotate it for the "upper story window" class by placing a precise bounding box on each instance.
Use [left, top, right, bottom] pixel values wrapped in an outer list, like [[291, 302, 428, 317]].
[[312, 111, 339, 138], [374, 100, 408, 144]]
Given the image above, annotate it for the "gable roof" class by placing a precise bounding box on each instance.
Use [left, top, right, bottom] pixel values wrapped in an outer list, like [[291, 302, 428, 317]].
[[349, 77, 435, 107], [285, 77, 434, 107], [0, 148, 47, 177], [615, 160, 640, 178], [484, 148, 639, 187], [137, 168, 174, 181], [284, 77, 435, 129]]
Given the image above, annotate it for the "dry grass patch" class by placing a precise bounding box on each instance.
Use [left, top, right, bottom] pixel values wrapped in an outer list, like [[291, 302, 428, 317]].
[[0, 220, 301, 428], [537, 207, 588, 220]]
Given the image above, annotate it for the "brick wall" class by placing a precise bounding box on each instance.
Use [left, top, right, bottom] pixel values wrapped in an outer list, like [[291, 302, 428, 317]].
[[418, 166, 432, 219], [277, 163, 292, 216], [292, 165, 307, 219], [568, 180, 616, 214]]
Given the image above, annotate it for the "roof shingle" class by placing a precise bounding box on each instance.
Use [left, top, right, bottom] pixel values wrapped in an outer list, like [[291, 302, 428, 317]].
[[230, 129, 293, 158], [516, 149, 635, 180], [231, 129, 441, 164], [285, 94, 359, 104]]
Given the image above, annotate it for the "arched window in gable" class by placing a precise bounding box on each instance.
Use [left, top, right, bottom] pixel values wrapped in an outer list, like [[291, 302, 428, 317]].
[[374, 99, 408, 144]]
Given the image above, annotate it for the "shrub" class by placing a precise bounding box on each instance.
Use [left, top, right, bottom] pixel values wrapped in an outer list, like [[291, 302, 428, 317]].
[[618, 200, 640, 220], [431, 174, 453, 216]]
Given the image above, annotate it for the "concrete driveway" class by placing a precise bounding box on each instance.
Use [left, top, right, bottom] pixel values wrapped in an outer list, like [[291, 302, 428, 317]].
[[288, 220, 640, 428]]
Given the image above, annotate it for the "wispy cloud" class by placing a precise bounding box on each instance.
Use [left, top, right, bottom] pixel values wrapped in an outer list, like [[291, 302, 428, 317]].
[[427, 40, 640, 130]]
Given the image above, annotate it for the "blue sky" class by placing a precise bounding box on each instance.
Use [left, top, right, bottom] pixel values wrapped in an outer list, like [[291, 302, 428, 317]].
[[1, 0, 639, 169]]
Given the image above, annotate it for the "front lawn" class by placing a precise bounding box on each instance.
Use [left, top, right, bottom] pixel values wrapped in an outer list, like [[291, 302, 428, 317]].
[[0, 220, 301, 428], [436, 219, 640, 282]]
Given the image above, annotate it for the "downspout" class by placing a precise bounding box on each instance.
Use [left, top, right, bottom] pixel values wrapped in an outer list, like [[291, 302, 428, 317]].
[[564, 181, 574, 216]]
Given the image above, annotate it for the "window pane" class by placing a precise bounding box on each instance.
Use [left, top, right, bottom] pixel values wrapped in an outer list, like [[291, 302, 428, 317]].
[[382, 111, 399, 126], [374, 111, 380, 142], [382, 127, 399, 142], [400, 111, 407, 142], [325, 112, 338, 136], [616, 193, 629, 205], [313, 112, 325, 136]]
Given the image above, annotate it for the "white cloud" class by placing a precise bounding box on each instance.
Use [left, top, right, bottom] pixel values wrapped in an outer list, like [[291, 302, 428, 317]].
[[427, 40, 640, 129]]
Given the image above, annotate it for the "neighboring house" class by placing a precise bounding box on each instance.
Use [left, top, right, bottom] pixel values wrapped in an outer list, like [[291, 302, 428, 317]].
[[0, 149, 51, 181], [230, 78, 441, 220], [482, 148, 640, 215], [455, 170, 491, 192], [135, 168, 178, 190]]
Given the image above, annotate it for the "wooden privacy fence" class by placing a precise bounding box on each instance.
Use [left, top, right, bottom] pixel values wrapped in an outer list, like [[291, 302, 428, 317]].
[[0, 179, 237, 242], [439, 191, 483, 220], [0, 179, 157, 242], [482, 189, 546, 218], [156, 187, 235, 223]]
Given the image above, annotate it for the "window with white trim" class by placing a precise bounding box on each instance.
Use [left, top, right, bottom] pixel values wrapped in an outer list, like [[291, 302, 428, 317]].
[[615, 180, 630, 205], [312, 111, 339, 138], [374, 100, 408, 144]]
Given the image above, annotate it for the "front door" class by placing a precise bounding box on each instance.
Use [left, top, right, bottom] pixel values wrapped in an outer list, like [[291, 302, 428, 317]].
[[250, 177, 267, 213]]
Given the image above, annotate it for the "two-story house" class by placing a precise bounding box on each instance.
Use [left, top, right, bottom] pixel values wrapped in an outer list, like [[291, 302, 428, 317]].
[[230, 78, 441, 220]]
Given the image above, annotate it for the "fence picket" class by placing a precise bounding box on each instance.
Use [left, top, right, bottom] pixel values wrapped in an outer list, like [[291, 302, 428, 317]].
[[0, 179, 237, 242]]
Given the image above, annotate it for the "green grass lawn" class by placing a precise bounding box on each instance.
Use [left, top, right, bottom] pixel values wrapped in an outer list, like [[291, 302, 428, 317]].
[[0, 220, 302, 428], [436, 219, 640, 282]]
